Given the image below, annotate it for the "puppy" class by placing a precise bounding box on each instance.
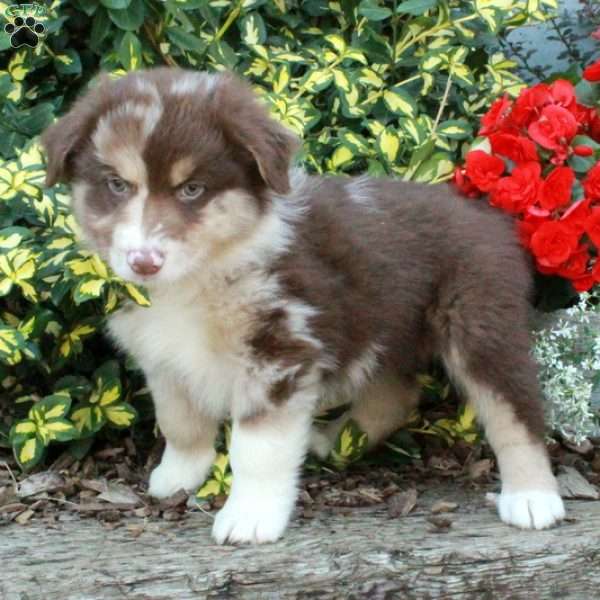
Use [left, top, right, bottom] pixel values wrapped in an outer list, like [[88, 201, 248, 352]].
[[41, 67, 565, 544]]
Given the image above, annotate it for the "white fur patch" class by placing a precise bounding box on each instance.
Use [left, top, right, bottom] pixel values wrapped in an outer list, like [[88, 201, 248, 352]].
[[345, 175, 379, 211], [444, 345, 565, 529], [212, 405, 314, 544], [92, 100, 163, 159], [170, 72, 218, 96], [493, 490, 566, 530], [148, 441, 216, 498], [107, 189, 316, 421], [345, 342, 382, 389], [109, 190, 149, 280]]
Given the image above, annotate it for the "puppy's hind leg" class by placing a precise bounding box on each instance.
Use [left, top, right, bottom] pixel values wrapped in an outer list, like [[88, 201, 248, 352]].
[[442, 339, 565, 530], [310, 374, 420, 459]]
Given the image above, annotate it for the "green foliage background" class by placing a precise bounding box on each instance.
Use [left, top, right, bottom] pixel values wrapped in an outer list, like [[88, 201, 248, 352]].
[[0, 0, 557, 472]]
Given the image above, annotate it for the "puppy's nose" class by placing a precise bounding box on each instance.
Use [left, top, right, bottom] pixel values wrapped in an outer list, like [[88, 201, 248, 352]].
[[127, 249, 164, 276]]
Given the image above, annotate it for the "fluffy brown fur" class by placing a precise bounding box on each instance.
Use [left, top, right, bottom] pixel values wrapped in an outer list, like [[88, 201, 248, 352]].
[[41, 67, 564, 544]]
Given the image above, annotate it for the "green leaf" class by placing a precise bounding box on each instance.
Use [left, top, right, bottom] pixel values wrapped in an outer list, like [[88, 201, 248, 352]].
[[14, 436, 44, 469], [239, 13, 267, 46], [437, 119, 473, 140], [329, 419, 368, 469], [302, 69, 334, 93], [166, 28, 208, 54], [568, 153, 596, 174], [403, 139, 436, 180], [383, 87, 417, 118], [71, 404, 106, 437], [377, 130, 401, 163], [16, 103, 55, 136], [45, 418, 79, 442], [108, 0, 145, 31], [76, 0, 101, 15], [208, 40, 238, 69], [396, 0, 438, 15], [9, 419, 36, 445], [474, 0, 501, 32], [100, 0, 132, 8], [54, 50, 82, 76], [31, 394, 72, 422], [90, 8, 112, 49], [413, 152, 454, 182], [118, 32, 142, 70], [69, 437, 95, 460], [104, 402, 138, 428], [358, 0, 392, 21], [73, 277, 106, 305], [0, 325, 25, 364], [330, 145, 354, 169]]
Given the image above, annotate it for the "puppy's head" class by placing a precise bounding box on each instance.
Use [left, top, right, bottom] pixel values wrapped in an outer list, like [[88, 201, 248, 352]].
[[41, 68, 299, 285]]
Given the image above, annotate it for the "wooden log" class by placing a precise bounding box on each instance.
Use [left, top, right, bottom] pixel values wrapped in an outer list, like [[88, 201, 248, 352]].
[[2, 484, 600, 599]]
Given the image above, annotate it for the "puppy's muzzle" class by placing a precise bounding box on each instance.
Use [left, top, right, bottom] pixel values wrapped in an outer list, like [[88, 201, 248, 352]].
[[127, 248, 165, 276]]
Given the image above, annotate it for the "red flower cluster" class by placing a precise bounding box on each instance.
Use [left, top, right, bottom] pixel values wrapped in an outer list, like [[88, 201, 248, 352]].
[[454, 71, 600, 292]]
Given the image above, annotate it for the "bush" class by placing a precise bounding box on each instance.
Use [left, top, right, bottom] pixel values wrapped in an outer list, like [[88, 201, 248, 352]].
[[0, 0, 557, 470]]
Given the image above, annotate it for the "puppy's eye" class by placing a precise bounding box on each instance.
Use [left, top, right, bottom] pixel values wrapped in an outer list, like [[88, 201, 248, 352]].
[[178, 181, 205, 203], [107, 175, 131, 195]]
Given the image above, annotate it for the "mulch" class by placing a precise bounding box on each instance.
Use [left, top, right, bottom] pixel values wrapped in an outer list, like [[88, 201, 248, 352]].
[[1, 434, 599, 534]]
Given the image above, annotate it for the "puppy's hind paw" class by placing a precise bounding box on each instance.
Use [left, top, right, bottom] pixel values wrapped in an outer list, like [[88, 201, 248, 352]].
[[494, 490, 565, 530]]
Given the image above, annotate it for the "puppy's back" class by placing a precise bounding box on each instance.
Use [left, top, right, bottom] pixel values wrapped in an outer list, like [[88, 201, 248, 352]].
[[273, 175, 532, 374]]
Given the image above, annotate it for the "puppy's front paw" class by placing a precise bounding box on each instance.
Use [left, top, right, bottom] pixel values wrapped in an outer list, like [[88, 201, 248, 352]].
[[212, 493, 293, 545], [148, 446, 215, 499], [496, 490, 565, 530]]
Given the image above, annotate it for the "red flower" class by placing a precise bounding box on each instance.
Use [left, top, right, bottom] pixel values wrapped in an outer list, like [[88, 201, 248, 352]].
[[583, 59, 600, 83], [556, 246, 590, 279], [583, 161, 600, 200], [479, 95, 513, 135], [530, 221, 580, 268], [518, 213, 547, 248], [452, 166, 481, 198], [528, 105, 578, 162], [549, 79, 576, 109], [489, 162, 541, 215], [464, 150, 505, 192], [561, 198, 591, 234], [586, 110, 600, 143], [538, 166, 575, 211], [489, 132, 538, 164], [573, 275, 595, 292], [584, 208, 600, 247], [511, 83, 552, 128]]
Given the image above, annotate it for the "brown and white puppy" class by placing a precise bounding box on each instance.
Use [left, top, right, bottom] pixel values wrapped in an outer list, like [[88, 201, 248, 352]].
[[42, 68, 565, 544]]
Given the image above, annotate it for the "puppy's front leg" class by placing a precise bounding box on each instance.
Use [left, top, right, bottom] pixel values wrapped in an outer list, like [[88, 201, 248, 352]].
[[212, 403, 313, 545], [147, 374, 218, 499]]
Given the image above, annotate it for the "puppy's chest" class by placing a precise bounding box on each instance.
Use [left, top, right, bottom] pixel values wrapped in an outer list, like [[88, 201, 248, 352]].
[[108, 277, 269, 385]]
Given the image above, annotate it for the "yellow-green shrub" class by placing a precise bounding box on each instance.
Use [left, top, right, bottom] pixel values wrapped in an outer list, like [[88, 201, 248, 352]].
[[0, 0, 556, 470]]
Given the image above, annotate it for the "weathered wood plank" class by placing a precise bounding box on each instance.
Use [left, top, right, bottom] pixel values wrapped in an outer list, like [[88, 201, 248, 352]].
[[2, 485, 600, 600]]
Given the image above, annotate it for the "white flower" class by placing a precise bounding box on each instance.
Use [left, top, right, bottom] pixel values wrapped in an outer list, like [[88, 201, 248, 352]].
[[533, 291, 600, 443]]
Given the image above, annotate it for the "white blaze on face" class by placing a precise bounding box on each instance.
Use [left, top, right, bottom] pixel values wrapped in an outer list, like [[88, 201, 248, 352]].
[[109, 188, 150, 281], [89, 93, 165, 283]]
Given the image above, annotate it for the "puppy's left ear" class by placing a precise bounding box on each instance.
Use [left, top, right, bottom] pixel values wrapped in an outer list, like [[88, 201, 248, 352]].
[[214, 74, 300, 195]]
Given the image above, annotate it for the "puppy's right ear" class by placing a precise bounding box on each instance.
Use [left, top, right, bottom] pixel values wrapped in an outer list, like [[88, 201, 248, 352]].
[[41, 74, 110, 187]]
